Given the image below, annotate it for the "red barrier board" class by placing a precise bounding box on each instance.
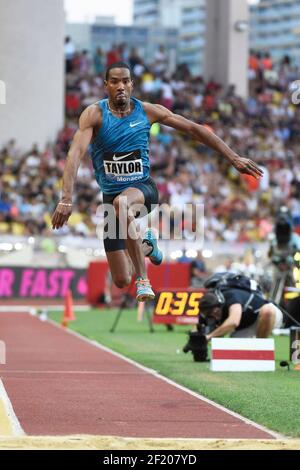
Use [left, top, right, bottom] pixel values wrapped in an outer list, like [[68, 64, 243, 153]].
[[87, 261, 191, 305]]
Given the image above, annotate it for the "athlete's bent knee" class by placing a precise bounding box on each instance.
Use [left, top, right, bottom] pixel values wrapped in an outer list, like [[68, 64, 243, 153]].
[[113, 196, 129, 219], [113, 275, 132, 289]]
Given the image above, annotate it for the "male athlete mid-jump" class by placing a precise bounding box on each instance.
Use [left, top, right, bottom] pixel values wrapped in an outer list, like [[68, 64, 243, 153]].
[[52, 62, 262, 301]]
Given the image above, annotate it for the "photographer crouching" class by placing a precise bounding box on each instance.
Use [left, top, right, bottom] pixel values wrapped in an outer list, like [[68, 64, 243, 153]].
[[183, 273, 283, 362]]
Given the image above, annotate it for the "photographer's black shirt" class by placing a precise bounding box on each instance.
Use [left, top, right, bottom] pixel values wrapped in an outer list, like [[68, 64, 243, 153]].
[[221, 289, 269, 330]]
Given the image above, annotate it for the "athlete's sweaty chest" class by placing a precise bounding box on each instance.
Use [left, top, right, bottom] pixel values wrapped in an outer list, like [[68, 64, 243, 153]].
[[99, 114, 150, 151]]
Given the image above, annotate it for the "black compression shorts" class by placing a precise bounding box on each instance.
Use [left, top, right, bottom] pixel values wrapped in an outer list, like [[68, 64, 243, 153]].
[[102, 177, 159, 252]]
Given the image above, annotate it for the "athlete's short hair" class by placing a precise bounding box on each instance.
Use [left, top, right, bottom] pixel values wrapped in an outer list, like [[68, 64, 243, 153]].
[[105, 62, 132, 81]]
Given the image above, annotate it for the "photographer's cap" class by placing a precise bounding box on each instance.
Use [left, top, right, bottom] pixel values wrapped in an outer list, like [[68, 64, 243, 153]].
[[199, 292, 221, 314]]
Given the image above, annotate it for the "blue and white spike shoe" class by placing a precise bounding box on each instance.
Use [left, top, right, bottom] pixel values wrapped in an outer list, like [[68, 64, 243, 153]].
[[135, 278, 155, 302], [142, 228, 163, 266]]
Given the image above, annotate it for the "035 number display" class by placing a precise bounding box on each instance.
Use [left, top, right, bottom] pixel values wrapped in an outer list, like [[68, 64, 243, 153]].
[[153, 290, 205, 325]]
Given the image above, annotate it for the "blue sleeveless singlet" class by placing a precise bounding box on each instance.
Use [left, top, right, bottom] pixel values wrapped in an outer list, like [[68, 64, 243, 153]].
[[91, 97, 151, 195]]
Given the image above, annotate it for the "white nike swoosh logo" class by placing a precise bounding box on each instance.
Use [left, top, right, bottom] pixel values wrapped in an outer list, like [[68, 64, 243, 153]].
[[112, 152, 134, 161], [130, 121, 143, 128]]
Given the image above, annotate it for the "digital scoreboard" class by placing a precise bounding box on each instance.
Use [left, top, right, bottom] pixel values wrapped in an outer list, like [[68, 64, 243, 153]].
[[152, 289, 206, 325]]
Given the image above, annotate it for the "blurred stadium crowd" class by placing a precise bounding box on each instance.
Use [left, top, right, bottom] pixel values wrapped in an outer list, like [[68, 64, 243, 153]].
[[1, 41, 300, 243]]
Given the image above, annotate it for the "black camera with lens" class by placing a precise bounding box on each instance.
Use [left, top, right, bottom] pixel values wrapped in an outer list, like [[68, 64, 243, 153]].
[[182, 291, 225, 362], [275, 210, 292, 247], [182, 329, 208, 362], [182, 316, 217, 362], [270, 208, 297, 270]]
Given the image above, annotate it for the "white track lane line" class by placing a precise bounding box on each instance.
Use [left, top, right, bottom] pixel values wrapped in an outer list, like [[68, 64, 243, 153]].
[[0, 305, 90, 313]]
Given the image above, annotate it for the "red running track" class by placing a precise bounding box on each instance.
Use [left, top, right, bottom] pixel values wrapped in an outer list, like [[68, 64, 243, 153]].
[[0, 313, 274, 438]]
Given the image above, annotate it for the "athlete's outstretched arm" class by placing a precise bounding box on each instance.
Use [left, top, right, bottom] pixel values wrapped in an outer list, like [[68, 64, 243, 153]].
[[52, 105, 100, 229], [143, 103, 263, 179]]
